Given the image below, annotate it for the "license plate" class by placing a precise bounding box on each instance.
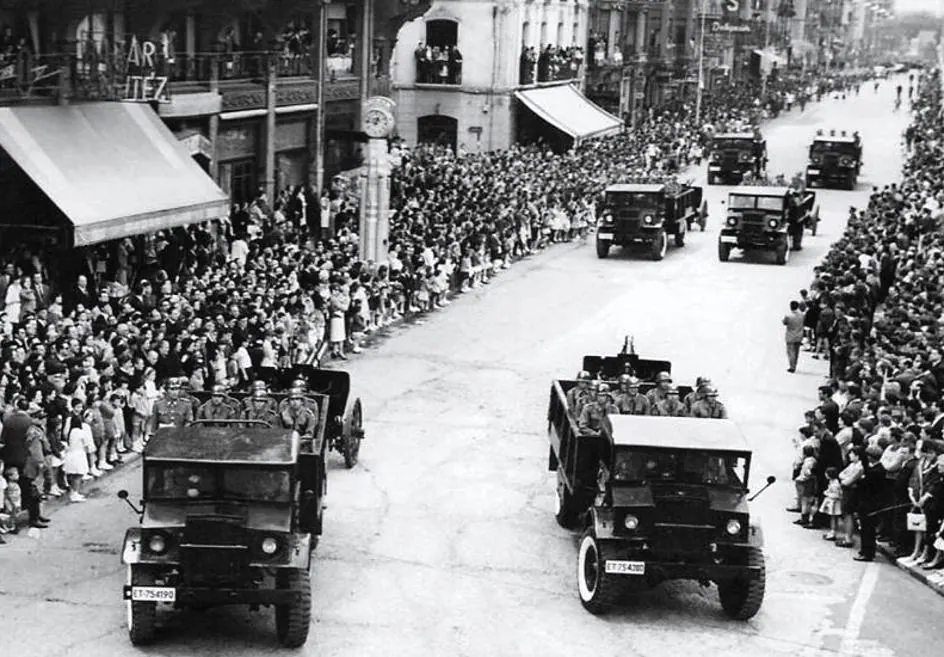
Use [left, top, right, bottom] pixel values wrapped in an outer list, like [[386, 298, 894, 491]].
[[708, 166, 720, 171], [719, 235, 737, 244], [130, 586, 176, 602], [605, 560, 646, 575], [807, 168, 820, 174], [597, 233, 614, 241]]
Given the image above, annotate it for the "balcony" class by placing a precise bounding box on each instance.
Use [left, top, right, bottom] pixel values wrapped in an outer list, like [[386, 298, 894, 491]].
[[519, 46, 584, 86], [169, 51, 315, 86], [415, 54, 462, 86]]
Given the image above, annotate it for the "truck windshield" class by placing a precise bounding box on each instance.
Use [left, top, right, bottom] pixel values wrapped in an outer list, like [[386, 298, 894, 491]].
[[146, 464, 292, 503], [612, 449, 747, 488], [728, 196, 756, 210], [756, 197, 783, 211], [606, 192, 659, 210], [713, 139, 751, 150], [812, 142, 854, 154]]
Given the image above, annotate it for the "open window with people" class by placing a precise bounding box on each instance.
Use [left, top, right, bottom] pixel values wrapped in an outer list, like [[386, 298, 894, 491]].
[[415, 19, 461, 85]]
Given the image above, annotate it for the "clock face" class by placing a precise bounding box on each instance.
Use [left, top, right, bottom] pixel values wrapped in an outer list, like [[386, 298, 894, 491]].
[[364, 108, 392, 137]]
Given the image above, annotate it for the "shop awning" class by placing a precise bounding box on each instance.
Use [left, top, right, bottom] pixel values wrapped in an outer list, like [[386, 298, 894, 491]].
[[514, 84, 622, 145], [0, 102, 229, 246]]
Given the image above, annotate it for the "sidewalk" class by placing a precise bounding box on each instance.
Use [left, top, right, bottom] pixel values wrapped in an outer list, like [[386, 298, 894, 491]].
[[877, 539, 944, 599]]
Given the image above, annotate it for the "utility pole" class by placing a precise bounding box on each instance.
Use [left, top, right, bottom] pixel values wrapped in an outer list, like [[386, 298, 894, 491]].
[[695, 0, 707, 124], [761, 5, 772, 97]]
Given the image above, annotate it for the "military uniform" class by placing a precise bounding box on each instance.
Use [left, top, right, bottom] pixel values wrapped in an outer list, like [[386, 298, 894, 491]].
[[646, 386, 670, 407], [578, 400, 618, 435], [242, 396, 280, 425], [197, 397, 239, 421], [280, 403, 319, 437], [567, 385, 592, 416], [691, 399, 728, 419], [615, 391, 650, 416], [683, 390, 705, 413], [652, 397, 688, 417], [151, 397, 194, 431]]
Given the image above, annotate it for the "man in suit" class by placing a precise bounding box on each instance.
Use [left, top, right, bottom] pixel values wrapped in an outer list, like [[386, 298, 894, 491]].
[[783, 300, 805, 373], [855, 445, 887, 562], [0, 398, 47, 528], [32, 272, 51, 310]]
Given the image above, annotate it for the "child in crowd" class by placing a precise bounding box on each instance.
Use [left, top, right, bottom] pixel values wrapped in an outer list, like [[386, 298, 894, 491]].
[[820, 466, 844, 541], [1, 464, 22, 534], [793, 444, 818, 527]]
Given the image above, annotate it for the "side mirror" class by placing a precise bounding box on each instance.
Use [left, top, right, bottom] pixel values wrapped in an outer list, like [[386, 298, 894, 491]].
[[117, 489, 143, 515], [767, 475, 776, 485], [117, 489, 129, 500], [748, 475, 776, 502]]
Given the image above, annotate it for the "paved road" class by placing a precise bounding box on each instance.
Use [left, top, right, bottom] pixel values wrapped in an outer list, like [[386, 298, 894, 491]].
[[2, 78, 938, 657]]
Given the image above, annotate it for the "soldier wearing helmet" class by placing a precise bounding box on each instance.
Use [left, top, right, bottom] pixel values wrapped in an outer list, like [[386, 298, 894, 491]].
[[578, 383, 618, 435], [567, 370, 594, 417], [614, 376, 651, 415], [684, 376, 711, 413], [691, 387, 728, 419], [646, 371, 673, 407], [242, 379, 279, 425], [280, 386, 318, 437], [652, 385, 688, 417], [150, 377, 194, 432], [197, 382, 239, 422]]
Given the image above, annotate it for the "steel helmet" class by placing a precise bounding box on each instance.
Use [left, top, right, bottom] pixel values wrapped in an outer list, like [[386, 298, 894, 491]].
[[597, 383, 611, 393], [618, 374, 632, 384], [706, 387, 719, 397], [577, 370, 592, 380], [656, 371, 672, 383]]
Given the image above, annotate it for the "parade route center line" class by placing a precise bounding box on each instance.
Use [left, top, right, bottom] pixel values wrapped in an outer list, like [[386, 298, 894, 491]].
[[838, 561, 880, 656]]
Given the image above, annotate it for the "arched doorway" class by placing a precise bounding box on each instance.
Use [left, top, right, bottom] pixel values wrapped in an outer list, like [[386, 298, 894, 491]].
[[417, 115, 458, 151]]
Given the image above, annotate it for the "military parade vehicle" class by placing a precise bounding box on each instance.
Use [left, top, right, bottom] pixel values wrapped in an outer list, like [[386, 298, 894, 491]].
[[596, 179, 707, 261], [717, 186, 819, 265], [805, 129, 863, 190], [546, 356, 774, 619], [118, 366, 364, 647], [707, 132, 768, 185]]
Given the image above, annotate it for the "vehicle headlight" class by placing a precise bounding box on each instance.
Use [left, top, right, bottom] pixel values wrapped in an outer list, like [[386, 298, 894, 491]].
[[811, 155, 822, 164], [623, 514, 639, 530], [726, 519, 742, 536], [148, 534, 167, 554], [261, 537, 279, 555], [726, 216, 738, 227], [839, 156, 853, 166], [768, 218, 779, 229], [739, 152, 752, 162], [643, 215, 654, 225]]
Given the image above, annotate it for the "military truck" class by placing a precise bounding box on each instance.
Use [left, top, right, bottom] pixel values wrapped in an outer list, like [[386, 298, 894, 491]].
[[596, 180, 707, 261], [718, 186, 819, 265], [547, 378, 774, 619], [805, 129, 863, 190], [707, 133, 768, 185]]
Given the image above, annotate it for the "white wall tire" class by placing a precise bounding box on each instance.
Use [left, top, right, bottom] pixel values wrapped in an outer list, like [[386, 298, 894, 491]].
[[576, 529, 621, 614], [126, 565, 158, 645]]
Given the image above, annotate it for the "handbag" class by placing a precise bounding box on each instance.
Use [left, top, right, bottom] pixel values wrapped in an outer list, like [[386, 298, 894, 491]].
[[934, 535, 944, 552], [906, 510, 927, 532]]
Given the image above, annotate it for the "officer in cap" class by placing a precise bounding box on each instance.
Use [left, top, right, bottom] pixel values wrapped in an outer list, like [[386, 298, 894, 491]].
[[684, 376, 711, 413], [567, 370, 594, 417], [150, 377, 194, 432], [279, 386, 319, 438], [197, 382, 239, 422], [691, 387, 728, 419], [242, 380, 279, 426], [646, 371, 673, 407], [652, 386, 688, 417], [614, 375, 651, 416], [578, 383, 618, 435]]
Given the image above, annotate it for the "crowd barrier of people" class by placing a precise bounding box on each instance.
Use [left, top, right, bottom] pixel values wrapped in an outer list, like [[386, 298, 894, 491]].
[[0, 67, 841, 539], [786, 68, 944, 570]]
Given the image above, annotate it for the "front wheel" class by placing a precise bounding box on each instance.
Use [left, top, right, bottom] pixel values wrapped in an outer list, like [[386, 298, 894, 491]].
[[650, 230, 667, 261], [698, 201, 708, 231], [718, 241, 732, 262], [674, 219, 687, 248], [717, 547, 766, 620], [275, 568, 313, 647], [342, 399, 364, 469], [577, 530, 623, 615], [775, 240, 790, 266], [127, 565, 158, 646], [596, 239, 611, 259]]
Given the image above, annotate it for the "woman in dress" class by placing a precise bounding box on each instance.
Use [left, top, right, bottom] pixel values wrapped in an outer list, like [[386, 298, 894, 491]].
[[62, 398, 94, 502], [328, 283, 350, 360]]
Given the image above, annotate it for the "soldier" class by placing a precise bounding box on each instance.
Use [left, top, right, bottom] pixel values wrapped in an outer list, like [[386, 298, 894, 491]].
[[280, 387, 319, 438], [178, 378, 201, 419], [691, 387, 728, 419], [242, 380, 279, 426], [150, 378, 194, 432], [197, 384, 239, 422], [652, 386, 688, 417], [646, 371, 673, 407], [566, 371, 593, 416], [578, 383, 618, 435], [684, 376, 711, 413], [614, 376, 650, 416]]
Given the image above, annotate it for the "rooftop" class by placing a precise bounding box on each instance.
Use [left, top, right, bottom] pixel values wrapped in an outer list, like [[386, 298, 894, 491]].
[[605, 183, 666, 193], [728, 186, 791, 198], [145, 425, 300, 465], [606, 416, 751, 452]]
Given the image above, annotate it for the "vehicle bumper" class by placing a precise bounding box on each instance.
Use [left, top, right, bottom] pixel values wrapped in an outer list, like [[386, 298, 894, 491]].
[[719, 229, 784, 250], [599, 228, 664, 245], [122, 585, 304, 606], [807, 168, 852, 180], [603, 559, 762, 582]]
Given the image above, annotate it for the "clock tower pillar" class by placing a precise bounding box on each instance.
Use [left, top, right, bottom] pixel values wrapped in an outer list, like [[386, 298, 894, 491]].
[[358, 96, 396, 264]]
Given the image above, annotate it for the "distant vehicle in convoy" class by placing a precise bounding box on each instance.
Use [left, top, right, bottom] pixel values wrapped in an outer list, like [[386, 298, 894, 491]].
[[707, 132, 767, 185], [805, 130, 862, 190], [718, 186, 819, 265], [596, 180, 707, 261], [546, 352, 774, 619], [118, 367, 365, 647]]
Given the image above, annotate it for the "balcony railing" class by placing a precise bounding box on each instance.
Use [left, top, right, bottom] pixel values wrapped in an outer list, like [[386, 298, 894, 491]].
[[169, 51, 315, 83], [519, 47, 584, 85], [415, 57, 462, 85]]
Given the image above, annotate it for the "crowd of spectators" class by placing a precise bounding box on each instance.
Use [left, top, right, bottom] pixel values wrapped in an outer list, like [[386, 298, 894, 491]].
[[519, 44, 584, 85], [413, 42, 462, 85], [787, 69, 944, 571], [0, 67, 835, 539]]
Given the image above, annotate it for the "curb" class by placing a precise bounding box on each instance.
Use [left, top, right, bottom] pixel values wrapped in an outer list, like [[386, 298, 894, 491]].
[[876, 540, 944, 598]]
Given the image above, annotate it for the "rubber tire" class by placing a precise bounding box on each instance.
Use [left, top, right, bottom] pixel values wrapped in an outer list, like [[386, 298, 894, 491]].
[[674, 219, 686, 248], [342, 399, 363, 469], [718, 242, 731, 262], [554, 469, 579, 529], [775, 241, 789, 266], [127, 565, 158, 646], [717, 547, 766, 620], [699, 202, 708, 231], [275, 568, 312, 648], [577, 529, 623, 615], [596, 239, 611, 259], [650, 230, 667, 261]]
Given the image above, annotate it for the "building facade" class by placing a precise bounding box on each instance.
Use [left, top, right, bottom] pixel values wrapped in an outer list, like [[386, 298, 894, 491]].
[[389, 0, 597, 153]]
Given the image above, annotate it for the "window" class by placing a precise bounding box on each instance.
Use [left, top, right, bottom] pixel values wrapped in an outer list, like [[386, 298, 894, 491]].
[[728, 195, 756, 210], [419, 19, 461, 85], [540, 21, 548, 44], [425, 19, 458, 48], [327, 4, 356, 76], [757, 197, 784, 211], [557, 22, 564, 45], [522, 21, 530, 47]]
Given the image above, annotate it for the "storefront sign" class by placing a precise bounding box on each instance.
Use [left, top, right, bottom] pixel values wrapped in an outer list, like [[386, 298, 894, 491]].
[[711, 21, 752, 33], [122, 36, 169, 103]]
